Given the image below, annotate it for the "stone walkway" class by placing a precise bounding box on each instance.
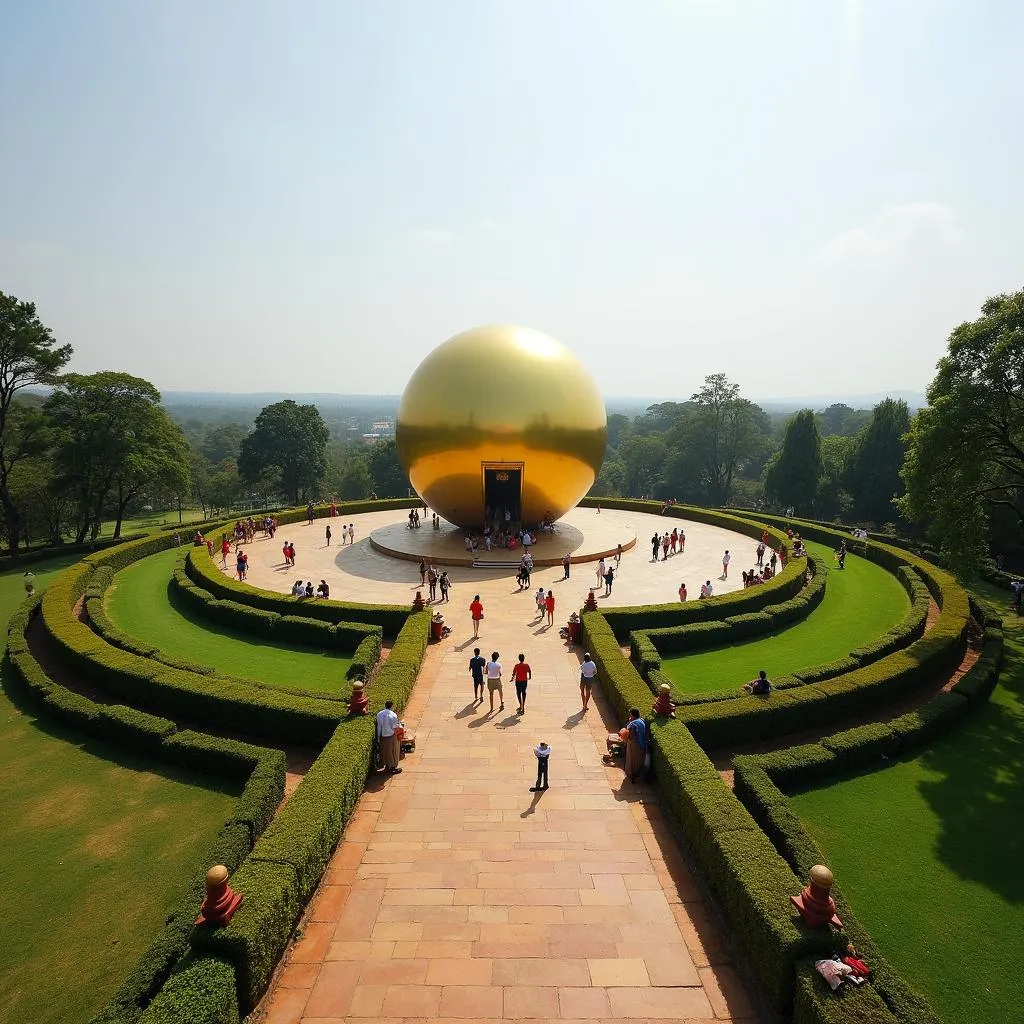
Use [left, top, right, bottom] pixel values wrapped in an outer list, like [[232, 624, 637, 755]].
[[257, 599, 761, 1023]]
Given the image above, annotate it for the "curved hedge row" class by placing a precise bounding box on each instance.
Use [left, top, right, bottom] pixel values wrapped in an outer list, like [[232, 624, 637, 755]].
[[577, 499, 807, 637], [5, 595, 285, 1024], [731, 616, 1004, 1024], [185, 546, 410, 636], [168, 560, 382, 680], [40, 558, 352, 744], [631, 555, 827, 680], [189, 609, 430, 1013]]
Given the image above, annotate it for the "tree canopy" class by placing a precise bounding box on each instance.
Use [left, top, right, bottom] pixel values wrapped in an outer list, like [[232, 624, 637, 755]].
[[238, 400, 328, 504], [764, 410, 822, 513], [900, 288, 1024, 569]]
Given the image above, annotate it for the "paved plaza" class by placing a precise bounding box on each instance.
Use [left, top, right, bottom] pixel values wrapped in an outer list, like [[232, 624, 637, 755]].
[[240, 507, 755, 611], [250, 508, 762, 1023]]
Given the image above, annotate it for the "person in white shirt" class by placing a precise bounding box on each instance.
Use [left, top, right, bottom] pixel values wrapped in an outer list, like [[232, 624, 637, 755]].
[[579, 652, 598, 712], [596, 557, 606, 589], [486, 651, 504, 713], [375, 699, 402, 773], [722, 550, 731, 579]]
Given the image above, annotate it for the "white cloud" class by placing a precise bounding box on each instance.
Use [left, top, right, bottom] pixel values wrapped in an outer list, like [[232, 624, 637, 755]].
[[814, 202, 963, 267]]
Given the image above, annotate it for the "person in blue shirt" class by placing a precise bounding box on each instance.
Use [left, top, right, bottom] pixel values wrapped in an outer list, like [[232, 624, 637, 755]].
[[625, 708, 647, 782]]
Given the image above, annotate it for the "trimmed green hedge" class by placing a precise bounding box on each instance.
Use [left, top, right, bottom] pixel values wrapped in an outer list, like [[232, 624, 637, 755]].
[[6, 596, 283, 1024], [792, 957, 901, 1024], [577, 499, 806, 637], [168, 565, 382, 680], [135, 955, 238, 1024], [186, 546, 409, 636], [630, 556, 827, 678], [190, 609, 430, 1012]]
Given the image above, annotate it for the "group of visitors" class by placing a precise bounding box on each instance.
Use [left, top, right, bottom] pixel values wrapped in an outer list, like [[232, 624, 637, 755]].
[[534, 587, 556, 625], [325, 522, 355, 546], [417, 560, 451, 602], [515, 551, 535, 589], [651, 528, 686, 561], [291, 579, 330, 599], [281, 541, 297, 566]]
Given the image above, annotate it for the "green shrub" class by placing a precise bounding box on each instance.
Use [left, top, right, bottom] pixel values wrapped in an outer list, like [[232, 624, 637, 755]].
[[136, 955, 238, 1024], [724, 610, 775, 639]]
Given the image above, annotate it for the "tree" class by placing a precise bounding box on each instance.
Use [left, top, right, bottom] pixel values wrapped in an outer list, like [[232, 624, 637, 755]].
[[0, 293, 72, 555], [900, 289, 1024, 569], [338, 453, 372, 500], [200, 423, 248, 464], [817, 435, 855, 520], [367, 439, 408, 497], [763, 410, 823, 513], [685, 374, 766, 505], [47, 372, 192, 540], [238, 400, 328, 504], [617, 435, 666, 497], [848, 398, 911, 525]]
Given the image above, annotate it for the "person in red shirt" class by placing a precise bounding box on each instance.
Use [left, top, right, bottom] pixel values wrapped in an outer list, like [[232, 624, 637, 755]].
[[220, 536, 231, 568], [544, 590, 555, 627], [469, 595, 484, 638], [512, 653, 532, 714]]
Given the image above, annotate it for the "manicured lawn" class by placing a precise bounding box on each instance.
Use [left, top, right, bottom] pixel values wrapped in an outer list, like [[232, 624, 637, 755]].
[[660, 542, 909, 693], [789, 584, 1024, 1024], [107, 547, 352, 695], [0, 555, 241, 1024]]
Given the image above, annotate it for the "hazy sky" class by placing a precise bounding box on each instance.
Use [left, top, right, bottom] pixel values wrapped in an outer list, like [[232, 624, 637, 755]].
[[2, 1, 1022, 399]]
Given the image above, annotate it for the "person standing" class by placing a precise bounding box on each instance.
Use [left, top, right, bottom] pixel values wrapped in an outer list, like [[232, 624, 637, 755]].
[[603, 566, 614, 597], [439, 570, 450, 602], [756, 542, 765, 567], [563, 552, 571, 579], [662, 533, 670, 561], [678, 581, 687, 602], [532, 741, 550, 791], [678, 529, 686, 553], [470, 595, 484, 638], [419, 559, 427, 585], [579, 652, 597, 712], [469, 647, 486, 703], [596, 557, 606, 590], [427, 564, 438, 602], [512, 653, 532, 714], [325, 523, 332, 546], [545, 589, 555, 626], [535, 586, 546, 619], [651, 533, 660, 561], [486, 651, 504, 712], [348, 523, 355, 544], [306, 501, 315, 525], [770, 551, 778, 574], [624, 708, 647, 783], [375, 699, 402, 774], [616, 542, 622, 564], [722, 550, 731, 579], [220, 536, 231, 568]]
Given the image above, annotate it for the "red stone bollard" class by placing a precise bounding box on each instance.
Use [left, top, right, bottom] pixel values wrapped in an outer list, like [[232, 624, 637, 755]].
[[195, 865, 244, 927]]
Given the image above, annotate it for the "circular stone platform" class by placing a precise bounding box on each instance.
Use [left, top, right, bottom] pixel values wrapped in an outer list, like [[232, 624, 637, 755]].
[[369, 506, 636, 567]]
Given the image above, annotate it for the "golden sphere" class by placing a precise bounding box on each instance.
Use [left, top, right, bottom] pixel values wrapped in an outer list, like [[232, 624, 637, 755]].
[[397, 326, 606, 528]]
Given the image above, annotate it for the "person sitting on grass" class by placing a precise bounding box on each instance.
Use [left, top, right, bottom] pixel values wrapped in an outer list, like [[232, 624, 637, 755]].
[[316, 579, 330, 599], [742, 670, 772, 696], [291, 579, 304, 596]]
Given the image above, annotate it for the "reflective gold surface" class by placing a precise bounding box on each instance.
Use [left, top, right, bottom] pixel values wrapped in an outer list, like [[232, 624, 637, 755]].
[[397, 325, 607, 528]]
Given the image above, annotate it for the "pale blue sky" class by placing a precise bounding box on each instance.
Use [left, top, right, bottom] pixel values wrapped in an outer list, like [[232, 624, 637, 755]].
[[2, 1, 1022, 398]]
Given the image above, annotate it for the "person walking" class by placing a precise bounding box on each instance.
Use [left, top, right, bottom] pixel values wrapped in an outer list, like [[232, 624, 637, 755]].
[[419, 559, 427, 585], [512, 653, 531, 713], [603, 565, 614, 597], [563, 552, 571, 579], [486, 651, 504, 712], [662, 533, 670, 561], [678, 581, 687, 602], [579, 652, 597, 712], [616, 542, 622, 564], [375, 699, 402, 774], [678, 529, 685, 553], [596, 557, 606, 590], [470, 595, 484, 638], [722, 550, 731, 579], [469, 647, 486, 703], [535, 586, 546, 619], [439, 570, 450, 602], [220, 536, 231, 568], [325, 523, 332, 546], [651, 533, 660, 561], [348, 523, 355, 544], [545, 589, 555, 626], [756, 541, 765, 567], [532, 741, 550, 792]]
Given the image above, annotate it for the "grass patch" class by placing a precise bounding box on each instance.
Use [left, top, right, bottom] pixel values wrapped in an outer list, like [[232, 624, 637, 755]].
[[661, 542, 909, 693], [107, 548, 353, 694], [0, 555, 241, 1024], [789, 583, 1024, 1024]]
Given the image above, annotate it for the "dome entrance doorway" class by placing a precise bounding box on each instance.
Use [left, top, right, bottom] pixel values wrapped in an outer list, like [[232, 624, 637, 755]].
[[483, 462, 523, 525]]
